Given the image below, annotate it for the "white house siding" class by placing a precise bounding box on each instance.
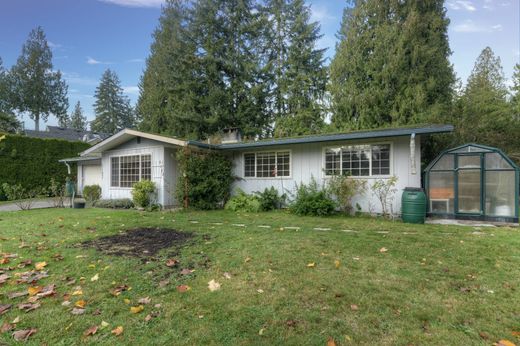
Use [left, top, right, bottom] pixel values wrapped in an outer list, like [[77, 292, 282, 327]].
[[230, 135, 421, 215], [77, 162, 102, 194], [100, 138, 168, 205]]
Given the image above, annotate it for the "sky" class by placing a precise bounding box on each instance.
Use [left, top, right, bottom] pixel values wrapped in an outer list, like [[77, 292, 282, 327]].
[[0, 0, 518, 130]]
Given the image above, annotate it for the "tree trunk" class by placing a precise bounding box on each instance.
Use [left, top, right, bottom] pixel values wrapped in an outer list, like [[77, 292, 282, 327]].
[[35, 113, 40, 132]]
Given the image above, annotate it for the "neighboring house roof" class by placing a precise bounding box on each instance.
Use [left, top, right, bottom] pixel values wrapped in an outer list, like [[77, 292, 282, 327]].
[[25, 126, 110, 143], [70, 124, 453, 160]]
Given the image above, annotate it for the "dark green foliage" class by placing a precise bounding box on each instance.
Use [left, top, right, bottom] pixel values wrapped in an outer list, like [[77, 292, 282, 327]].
[[0, 183, 6, 201], [9, 27, 68, 131], [0, 58, 21, 133], [82, 184, 101, 206], [69, 101, 87, 131], [0, 134, 90, 191], [225, 189, 262, 212], [176, 149, 234, 210], [95, 198, 134, 209], [131, 180, 156, 208], [254, 186, 285, 211], [330, 0, 454, 130], [289, 178, 336, 216], [91, 69, 135, 134], [512, 63, 520, 119]]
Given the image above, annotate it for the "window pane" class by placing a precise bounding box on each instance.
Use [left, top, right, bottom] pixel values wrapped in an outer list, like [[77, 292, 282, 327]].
[[141, 155, 151, 180], [428, 171, 454, 214], [120, 155, 140, 187], [244, 153, 255, 177], [485, 153, 512, 170], [431, 154, 454, 170], [458, 155, 481, 169], [111, 157, 119, 187], [485, 171, 516, 217], [457, 169, 481, 213], [276, 152, 290, 177], [325, 149, 340, 175], [257, 152, 276, 177]]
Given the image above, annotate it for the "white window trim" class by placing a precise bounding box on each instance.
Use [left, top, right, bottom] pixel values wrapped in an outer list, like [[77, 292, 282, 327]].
[[322, 142, 393, 179], [110, 153, 152, 189], [242, 149, 292, 179]]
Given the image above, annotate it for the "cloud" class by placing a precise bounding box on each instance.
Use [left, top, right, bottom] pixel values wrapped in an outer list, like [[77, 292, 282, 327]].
[[62, 71, 98, 86], [98, 0, 164, 8], [447, 0, 477, 11], [123, 86, 140, 95], [86, 56, 111, 65], [310, 5, 336, 23], [452, 20, 502, 33], [47, 41, 63, 50], [126, 58, 145, 63]]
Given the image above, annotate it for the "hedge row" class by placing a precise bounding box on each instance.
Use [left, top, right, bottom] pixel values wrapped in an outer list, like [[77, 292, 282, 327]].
[[0, 133, 91, 191]]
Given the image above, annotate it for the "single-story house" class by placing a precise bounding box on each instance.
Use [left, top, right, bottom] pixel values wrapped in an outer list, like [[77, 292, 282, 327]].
[[60, 125, 454, 214]]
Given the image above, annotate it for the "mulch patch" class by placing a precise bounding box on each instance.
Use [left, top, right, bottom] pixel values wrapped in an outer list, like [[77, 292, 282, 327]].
[[80, 228, 194, 258]]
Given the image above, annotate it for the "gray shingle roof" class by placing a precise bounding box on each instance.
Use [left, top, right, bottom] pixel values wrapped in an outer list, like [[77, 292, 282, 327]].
[[25, 126, 110, 143]]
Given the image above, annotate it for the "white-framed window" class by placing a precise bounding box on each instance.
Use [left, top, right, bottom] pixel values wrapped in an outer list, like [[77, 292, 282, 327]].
[[243, 151, 291, 178], [324, 144, 391, 177], [111, 154, 152, 187]]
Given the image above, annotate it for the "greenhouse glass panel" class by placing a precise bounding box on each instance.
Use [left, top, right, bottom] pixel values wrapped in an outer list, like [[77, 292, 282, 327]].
[[428, 171, 455, 213], [451, 145, 491, 153], [485, 153, 512, 170], [457, 169, 481, 213], [458, 155, 480, 169], [431, 154, 454, 170], [485, 171, 516, 217]]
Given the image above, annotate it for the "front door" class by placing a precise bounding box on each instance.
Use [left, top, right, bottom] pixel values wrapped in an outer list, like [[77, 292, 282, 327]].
[[456, 154, 482, 214]]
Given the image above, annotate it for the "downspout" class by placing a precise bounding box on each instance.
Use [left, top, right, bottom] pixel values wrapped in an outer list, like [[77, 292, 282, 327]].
[[410, 133, 416, 175], [64, 161, 72, 175]]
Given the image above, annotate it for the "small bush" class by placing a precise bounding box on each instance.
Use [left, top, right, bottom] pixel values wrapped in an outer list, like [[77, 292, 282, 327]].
[[0, 183, 7, 201], [371, 176, 398, 216], [225, 189, 261, 212], [95, 199, 134, 209], [254, 187, 285, 211], [289, 178, 336, 216], [83, 185, 101, 206], [48, 178, 65, 208], [1, 182, 36, 210], [327, 173, 367, 214], [131, 180, 156, 208]]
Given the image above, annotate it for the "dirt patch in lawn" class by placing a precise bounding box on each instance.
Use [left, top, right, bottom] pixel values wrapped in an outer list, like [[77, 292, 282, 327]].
[[80, 228, 194, 258]]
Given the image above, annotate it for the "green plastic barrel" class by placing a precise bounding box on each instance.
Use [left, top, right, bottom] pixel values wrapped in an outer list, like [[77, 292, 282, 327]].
[[401, 187, 426, 224]]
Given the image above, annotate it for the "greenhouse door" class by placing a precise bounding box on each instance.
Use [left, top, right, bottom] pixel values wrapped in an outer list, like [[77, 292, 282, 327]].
[[456, 154, 483, 215]]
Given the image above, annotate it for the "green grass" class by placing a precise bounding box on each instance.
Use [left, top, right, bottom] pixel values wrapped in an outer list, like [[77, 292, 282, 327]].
[[0, 208, 519, 345]]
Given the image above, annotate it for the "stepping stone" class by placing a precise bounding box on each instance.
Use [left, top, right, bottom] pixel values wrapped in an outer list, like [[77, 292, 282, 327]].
[[190, 221, 199, 224], [340, 230, 358, 233], [376, 231, 389, 234], [210, 223, 223, 225], [314, 227, 331, 231], [257, 225, 271, 228], [284, 226, 300, 230], [402, 232, 417, 235], [232, 224, 246, 227]]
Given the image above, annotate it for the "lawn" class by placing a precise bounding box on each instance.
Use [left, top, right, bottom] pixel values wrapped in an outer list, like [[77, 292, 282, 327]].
[[0, 208, 519, 345]]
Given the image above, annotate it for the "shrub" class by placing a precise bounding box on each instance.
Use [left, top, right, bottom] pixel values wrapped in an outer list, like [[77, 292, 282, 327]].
[[83, 185, 101, 206], [0, 133, 90, 191], [0, 183, 7, 201], [327, 173, 367, 214], [254, 187, 285, 211], [176, 150, 234, 210], [131, 180, 156, 208], [95, 199, 134, 209], [225, 189, 261, 212], [289, 178, 336, 216], [371, 176, 398, 216], [1, 182, 36, 210], [48, 178, 66, 208]]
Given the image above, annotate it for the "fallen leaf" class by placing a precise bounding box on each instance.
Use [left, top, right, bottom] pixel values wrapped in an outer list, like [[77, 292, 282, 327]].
[[158, 280, 169, 288], [259, 328, 265, 335], [75, 300, 87, 308], [334, 260, 340, 269], [0, 322, 14, 333], [145, 314, 152, 322], [307, 262, 316, 268], [244, 257, 251, 263], [90, 274, 99, 282], [28, 286, 43, 296], [286, 319, 298, 328], [11, 316, 20, 324], [177, 285, 190, 293], [327, 337, 337, 346], [83, 325, 98, 337], [100, 321, 109, 329], [130, 305, 144, 314], [17, 259, 32, 268], [0, 258, 9, 265], [350, 304, 359, 311], [165, 259, 179, 267], [223, 272, 232, 279], [111, 285, 129, 296], [61, 301, 71, 307], [497, 340, 516, 346], [7, 291, 28, 299], [36, 284, 56, 298], [71, 308, 85, 315], [180, 268, 194, 275], [0, 273, 10, 284], [111, 326, 123, 336], [12, 328, 37, 341], [18, 302, 40, 312], [208, 279, 221, 292], [92, 308, 101, 315], [34, 262, 47, 271], [379, 247, 388, 253], [512, 331, 520, 337], [138, 297, 151, 305], [52, 254, 64, 261], [257, 289, 264, 293], [124, 298, 130, 305], [479, 332, 490, 340]]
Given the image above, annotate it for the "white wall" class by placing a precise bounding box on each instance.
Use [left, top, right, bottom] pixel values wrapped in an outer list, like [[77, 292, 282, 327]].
[[230, 136, 421, 215], [77, 161, 102, 194]]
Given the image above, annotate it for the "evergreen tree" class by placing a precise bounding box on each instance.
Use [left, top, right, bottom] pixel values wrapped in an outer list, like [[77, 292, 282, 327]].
[[329, 0, 454, 129], [9, 27, 68, 131], [69, 101, 87, 131], [454, 47, 519, 158], [58, 114, 70, 128], [511, 63, 520, 120], [0, 57, 21, 133], [91, 69, 134, 134], [265, 0, 328, 137]]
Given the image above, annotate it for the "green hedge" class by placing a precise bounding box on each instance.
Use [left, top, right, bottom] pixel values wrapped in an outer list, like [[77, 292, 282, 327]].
[[0, 133, 90, 191]]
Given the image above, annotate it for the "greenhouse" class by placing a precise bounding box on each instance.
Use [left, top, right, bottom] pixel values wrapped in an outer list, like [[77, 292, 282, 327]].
[[424, 143, 519, 222]]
